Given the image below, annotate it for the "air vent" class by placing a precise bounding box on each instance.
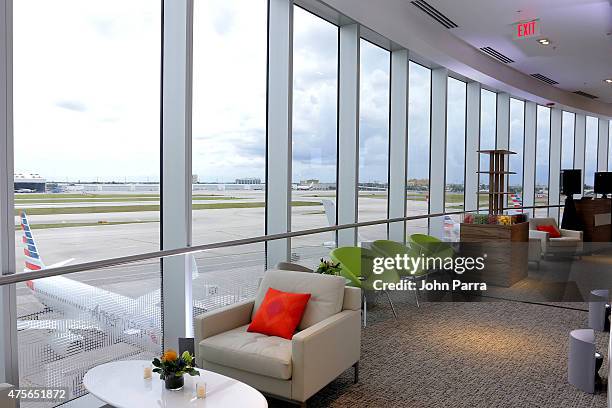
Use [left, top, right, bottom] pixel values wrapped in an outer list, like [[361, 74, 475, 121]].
[[479, 47, 514, 64], [530, 73, 559, 85], [573, 90, 598, 99], [411, 0, 458, 29]]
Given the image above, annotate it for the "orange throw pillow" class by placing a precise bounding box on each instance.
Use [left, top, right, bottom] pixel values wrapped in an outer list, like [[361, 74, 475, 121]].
[[247, 288, 311, 340], [536, 225, 561, 238]]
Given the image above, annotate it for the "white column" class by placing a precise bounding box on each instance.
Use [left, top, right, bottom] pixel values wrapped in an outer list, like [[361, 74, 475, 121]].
[[496, 93, 510, 150], [162, 0, 194, 350], [266, 0, 292, 265], [464, 82, 481, 212], [495, 92, 510, 209], [337, 24, 359, 247], [523, 101, 537, 213], [0, 0, 18, 385], [598, 119, 609, 172], [574, 114, 586, 195], [387, 49, 408, 243], [429, 68, 447, 238], [548, 108, 562, 220]]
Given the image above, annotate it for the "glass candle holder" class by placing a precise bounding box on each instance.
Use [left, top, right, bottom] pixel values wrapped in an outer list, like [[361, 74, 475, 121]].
[[143, 365, 153, 380], [196, 382, 206, 399]]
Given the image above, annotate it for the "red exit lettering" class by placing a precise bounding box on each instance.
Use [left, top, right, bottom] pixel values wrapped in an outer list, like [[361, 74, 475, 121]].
[[516, 20, 538, 38]]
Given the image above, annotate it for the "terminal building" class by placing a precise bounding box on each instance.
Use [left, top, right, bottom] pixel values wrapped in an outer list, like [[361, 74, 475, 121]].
[[13, 172, 46, 192]]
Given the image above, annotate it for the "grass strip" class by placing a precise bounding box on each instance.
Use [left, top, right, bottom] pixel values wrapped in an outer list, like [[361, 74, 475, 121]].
[[15, 201, 320, 216], [15, 196, 241, 204], [14, 220, 157, 230]]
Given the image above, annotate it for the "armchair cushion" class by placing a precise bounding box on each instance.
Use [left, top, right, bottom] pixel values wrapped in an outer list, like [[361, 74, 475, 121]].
[[549, 236, 582, 247], [248, 288, 311, 340], [536, 225, 561, 238], [253, 270, 346, 330], [199, 324, 293, 380]]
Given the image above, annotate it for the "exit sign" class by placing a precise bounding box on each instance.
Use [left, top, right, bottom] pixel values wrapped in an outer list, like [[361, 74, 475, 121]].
[[513, 19, 540, 39]]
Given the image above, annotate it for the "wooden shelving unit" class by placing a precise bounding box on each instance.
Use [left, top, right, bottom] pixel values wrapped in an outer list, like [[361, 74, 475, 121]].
[[477, 149, 516, 214], [460, 149, 528, 288]]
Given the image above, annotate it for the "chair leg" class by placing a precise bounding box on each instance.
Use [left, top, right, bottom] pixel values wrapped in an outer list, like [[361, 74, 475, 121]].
[[414, 284, 420, 308], [362, 292, 367, 327], [385, 290, 398, 318], [353, 361, 359, 384]]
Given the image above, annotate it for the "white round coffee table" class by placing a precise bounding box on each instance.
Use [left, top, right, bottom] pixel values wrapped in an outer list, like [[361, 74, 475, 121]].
[[83, 360, 267, 408]]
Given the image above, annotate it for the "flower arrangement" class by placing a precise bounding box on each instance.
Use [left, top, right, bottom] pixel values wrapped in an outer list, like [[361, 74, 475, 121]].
[[463, 213, 528, 226], [316, 258, 342, 275], [152, 349, 199, 390]]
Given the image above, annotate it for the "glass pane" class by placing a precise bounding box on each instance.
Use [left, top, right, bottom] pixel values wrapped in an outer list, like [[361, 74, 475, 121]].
[[561, 111, 575, 170], [444, 77, 466, 240], [479, 89, 496, 210], [407, 62, 431, 224], [508, 98, 524, 209], [609, 121, 612, 171], [192, 0, 267, 246], [535, 106, 550, 217], [17, 260, 162, 408], [560, 111, 575, 222], [291, 7, 338, 260], [358, 39, 390, 241], [585, 116, 599, 194], [13, 0, 161, 267]]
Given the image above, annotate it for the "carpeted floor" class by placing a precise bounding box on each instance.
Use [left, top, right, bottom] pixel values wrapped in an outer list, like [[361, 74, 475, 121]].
[[269, 296, 609, 408]]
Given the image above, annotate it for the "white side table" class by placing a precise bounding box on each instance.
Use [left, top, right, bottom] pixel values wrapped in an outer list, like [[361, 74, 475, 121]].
[[83, 360, 267, 408]]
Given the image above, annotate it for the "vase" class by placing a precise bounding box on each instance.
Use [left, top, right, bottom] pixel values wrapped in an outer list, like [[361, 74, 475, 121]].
[[164, 374, 184, 391]]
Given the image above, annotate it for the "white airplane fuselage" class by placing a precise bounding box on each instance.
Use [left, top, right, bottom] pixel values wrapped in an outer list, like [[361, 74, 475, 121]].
[[27, 276, 161, 350]]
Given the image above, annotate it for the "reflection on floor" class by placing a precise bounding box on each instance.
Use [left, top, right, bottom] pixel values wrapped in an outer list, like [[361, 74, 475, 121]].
[[270, 297, 607, 408], [484, 250, 612, 308]]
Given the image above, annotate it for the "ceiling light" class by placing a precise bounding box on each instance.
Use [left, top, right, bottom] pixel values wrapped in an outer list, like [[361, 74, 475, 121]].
[[605, 79, 612, 84], [537, 38, 550, 45]]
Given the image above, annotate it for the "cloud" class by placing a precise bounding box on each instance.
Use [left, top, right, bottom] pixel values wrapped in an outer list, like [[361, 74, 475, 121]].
[[55, 100, 87, 112]]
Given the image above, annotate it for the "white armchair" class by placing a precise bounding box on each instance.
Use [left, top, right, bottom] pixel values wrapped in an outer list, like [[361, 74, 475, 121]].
[[195, 269, 361, 407], [528, 217, 583, 258], [0, 384, 16, 408]]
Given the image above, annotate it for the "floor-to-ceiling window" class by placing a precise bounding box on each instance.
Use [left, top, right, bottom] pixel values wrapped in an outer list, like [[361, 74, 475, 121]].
[[13, 0, 161, 403], [508, 98, 525, 211], [358, 39, 390, 241], [406, 62, 431, 235], [444, 77, 466, 239], [561, 112, 575, 171], [191, 0, 268, 318], [291, 6, 338, 265], [560, 111, 575, 221], [479, 89, 497, 211], [585, 116, 599, 193], [535, 105, 551, 217]]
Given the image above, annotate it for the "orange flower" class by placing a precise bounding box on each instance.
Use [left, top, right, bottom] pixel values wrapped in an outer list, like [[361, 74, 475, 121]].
[[162, 349, 178, 362]]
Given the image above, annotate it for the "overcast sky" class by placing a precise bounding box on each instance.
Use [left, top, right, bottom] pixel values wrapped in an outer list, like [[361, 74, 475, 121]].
[[13, 0, 579, 187]]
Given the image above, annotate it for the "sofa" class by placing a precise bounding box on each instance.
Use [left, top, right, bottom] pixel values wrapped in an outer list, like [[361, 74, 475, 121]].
[[528, 217, 583, 258], [195, 269, 361, 407]]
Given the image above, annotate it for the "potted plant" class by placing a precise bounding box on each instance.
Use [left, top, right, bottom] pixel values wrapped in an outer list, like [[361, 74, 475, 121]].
[[316, 258, 342, 275], [152, 349, 200, 390]]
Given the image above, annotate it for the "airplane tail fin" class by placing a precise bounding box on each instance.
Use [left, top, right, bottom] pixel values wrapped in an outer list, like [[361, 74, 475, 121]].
[[321, 200, 336, 227], [20, 211, 46, 271], [510, 193, 523, 208]]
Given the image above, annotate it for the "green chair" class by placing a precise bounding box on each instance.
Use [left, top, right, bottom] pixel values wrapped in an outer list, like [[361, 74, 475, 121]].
[[372, 236, 454, 307], [330, 246, 399, 326], [409, 234, 454, 260], [371, 239, 427, 307]]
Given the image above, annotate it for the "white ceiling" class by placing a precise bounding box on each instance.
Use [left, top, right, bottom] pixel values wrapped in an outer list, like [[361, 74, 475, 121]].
[[428, 0, 612, 103]]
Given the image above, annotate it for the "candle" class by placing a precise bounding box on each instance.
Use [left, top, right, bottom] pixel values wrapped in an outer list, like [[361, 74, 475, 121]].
[[196, 383, 206, 399], [143, 366, 152, 379]]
